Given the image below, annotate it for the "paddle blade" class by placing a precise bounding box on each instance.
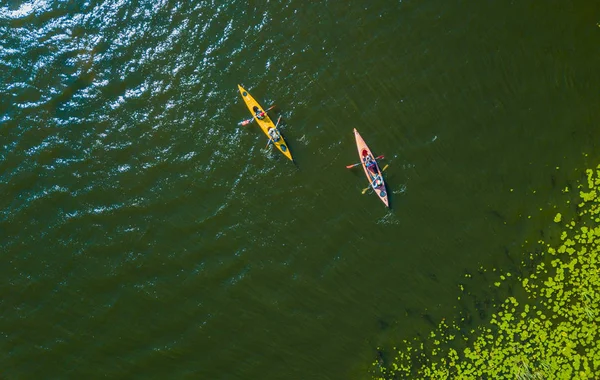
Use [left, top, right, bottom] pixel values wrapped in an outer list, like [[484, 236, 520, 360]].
[[348, 155, 383, 169], [381, 164, 389, 172], [361, 186, 370, 194], [239, 118, 253, 126]]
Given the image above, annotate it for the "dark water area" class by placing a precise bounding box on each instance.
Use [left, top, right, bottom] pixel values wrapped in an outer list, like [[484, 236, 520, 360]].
[[1, 0, 599, 378]]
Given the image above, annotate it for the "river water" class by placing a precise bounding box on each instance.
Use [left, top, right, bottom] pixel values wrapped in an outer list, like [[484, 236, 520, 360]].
[[2, 1, 599, 378]]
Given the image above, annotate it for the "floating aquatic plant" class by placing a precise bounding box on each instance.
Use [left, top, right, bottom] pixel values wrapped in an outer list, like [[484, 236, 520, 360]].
[[372, 164, 600, 379]]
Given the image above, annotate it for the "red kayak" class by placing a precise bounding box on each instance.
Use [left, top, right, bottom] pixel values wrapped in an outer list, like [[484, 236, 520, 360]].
[[354, 128, 389, 207]]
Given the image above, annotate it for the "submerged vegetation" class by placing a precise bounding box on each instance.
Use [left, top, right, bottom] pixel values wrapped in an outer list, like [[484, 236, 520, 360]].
[[373, 165, 600, 379]]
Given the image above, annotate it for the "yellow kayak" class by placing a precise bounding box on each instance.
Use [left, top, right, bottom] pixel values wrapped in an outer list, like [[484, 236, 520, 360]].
[[238, 84, 293, 161]]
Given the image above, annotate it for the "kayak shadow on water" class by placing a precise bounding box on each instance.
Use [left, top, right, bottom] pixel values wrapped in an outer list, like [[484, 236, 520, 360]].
[[262, 139, 299, 171], [277, 120, 300, 170], [345, 164, 395, 209], [366, 165, 396, 210], [275, 125, 300, 170], [375, 187, 395, 211], [359, 181, 397, 211]]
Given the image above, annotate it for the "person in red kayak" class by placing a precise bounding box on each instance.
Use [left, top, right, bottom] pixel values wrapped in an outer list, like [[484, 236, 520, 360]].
[[364, 154, 378, 174], [371, 174, 384, 189], [253, 106, 266, 120]]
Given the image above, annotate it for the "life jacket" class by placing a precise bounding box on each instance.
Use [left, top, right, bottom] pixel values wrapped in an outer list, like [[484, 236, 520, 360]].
[[367, 160, 377, 173], [253, 106, 265, 119]]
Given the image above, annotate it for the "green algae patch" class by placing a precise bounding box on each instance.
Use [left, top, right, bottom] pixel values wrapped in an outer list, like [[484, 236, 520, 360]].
[[372, 164, 600, 379], [555, 212, 562, 223]]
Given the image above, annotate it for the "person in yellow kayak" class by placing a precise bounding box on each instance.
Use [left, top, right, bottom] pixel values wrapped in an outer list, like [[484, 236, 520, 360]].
[[268, 127, 281, 142], [253, 106, 266, 120]]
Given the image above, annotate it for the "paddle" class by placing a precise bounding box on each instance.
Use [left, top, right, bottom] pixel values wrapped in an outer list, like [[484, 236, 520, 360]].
[[238, 105, 276, 126], [361, 164, 389, 194], [265, 116, 282, 148], [345, 155, 384, 169]]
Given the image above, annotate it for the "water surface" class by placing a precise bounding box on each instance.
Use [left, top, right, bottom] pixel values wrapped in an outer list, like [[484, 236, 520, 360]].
[[1, 0, 600, 378]]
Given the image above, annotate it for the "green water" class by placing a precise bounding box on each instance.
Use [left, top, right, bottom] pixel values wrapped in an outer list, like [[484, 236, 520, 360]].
[[1, 1, 599, 378]]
